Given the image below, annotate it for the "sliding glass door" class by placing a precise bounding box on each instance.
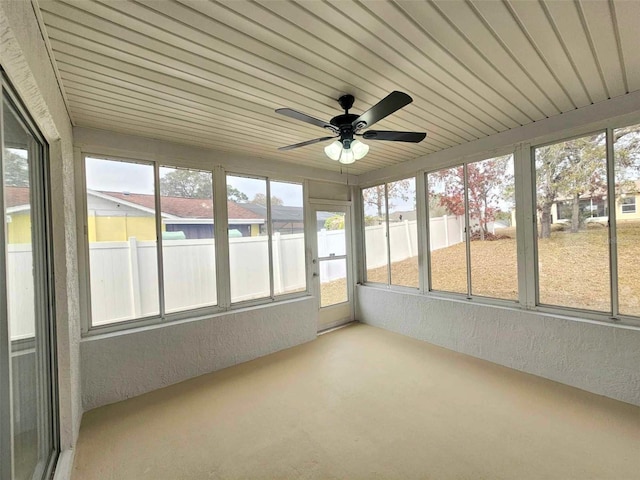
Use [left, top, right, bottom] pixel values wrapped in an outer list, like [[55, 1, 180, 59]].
[[1, 76, 57, 479]]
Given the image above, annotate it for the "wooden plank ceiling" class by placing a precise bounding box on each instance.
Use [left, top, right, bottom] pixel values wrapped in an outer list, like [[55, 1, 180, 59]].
[[37, 0, 640, 176]]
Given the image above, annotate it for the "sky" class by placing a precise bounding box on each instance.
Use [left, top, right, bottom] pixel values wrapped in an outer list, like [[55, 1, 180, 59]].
[[85, 157, 303, 206]]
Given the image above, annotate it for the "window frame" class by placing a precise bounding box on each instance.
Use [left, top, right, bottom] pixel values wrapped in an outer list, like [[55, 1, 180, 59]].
[[360, 176, 422, 292], [0, 71, 60, 480], [530, 129, 614, 316], [621, 196, 636, 214], [423, 155, 519, 304], [78, 153, 309, 336], [226, 172, 308, 306]]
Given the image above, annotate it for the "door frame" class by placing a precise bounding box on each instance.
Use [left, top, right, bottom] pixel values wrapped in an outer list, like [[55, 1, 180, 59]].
[[307, 199, 355, 332]]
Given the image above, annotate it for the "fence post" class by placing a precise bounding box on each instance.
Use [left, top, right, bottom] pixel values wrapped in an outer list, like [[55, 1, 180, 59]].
[[459, 216, 464, 242], [272, 232, 284, 294], [128, 237, 142, 317], [443, 214, 449, 247]]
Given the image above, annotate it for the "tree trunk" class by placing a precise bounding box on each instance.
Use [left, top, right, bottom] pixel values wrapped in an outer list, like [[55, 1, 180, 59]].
[[540, 203, 552, 239], [571, 194, 580, 233]]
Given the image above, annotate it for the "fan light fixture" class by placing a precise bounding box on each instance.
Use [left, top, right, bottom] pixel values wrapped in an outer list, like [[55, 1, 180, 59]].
[[276, 92, 426, 165], [324, 139, 369, 164]]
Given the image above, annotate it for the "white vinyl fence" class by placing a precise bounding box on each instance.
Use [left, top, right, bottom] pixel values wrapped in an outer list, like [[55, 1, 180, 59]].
[[9, 215, 465, 334]]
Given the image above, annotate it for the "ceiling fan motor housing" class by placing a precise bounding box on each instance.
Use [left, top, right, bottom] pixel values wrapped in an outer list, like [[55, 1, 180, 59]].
[[329, 95, 361, 145]]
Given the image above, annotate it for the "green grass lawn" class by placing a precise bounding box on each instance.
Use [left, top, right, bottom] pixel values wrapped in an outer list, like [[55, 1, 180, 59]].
[[349, 220, 640, 317]]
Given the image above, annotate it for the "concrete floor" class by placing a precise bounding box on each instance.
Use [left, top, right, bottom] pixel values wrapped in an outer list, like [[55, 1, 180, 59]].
[[72, 324, 640, 479]]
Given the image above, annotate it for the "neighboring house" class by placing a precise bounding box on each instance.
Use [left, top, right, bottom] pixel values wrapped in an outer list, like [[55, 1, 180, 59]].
[[552, 180, 640, 224], [89, 191, 264, 240], [5, 186, 32, 244], [239, 204, 336, 233], [511, 181, 640, 227], [240, 203, 304, 234]]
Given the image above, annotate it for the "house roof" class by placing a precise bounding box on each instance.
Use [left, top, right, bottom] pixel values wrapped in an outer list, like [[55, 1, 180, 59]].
[[5, 186, 30, 209], [240, 204, 305, 223], [93, 191, 263, 221], [37, 1, 640, 176]]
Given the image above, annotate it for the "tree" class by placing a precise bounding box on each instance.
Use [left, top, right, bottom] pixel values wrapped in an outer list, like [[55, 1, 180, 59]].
[[159, 170, 263, 204], [4, 149, 29, 187], [431, 157, 512, 240], [535, 135, 607, 237], [324, 214, 344, 230], [362, 180, 411, 218], [227, 185, 248, 203], [160, 169, 212, 198], [252, 193, 283, 206]]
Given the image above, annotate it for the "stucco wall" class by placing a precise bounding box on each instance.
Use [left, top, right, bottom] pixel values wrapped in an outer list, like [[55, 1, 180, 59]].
[[81, 297, 317, 411], [357, 286, 640, 406], [1, 0, 82, 462]]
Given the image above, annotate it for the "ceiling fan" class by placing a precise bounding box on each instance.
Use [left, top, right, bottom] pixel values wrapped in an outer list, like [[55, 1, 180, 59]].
[[275, 91, 427, 164]]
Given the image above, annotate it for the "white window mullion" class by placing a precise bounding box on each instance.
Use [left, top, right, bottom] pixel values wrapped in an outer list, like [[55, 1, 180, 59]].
[[415, 172, 428, 293], [514, 143, 536, 308], [606, 128, 620, 318], [463, 164, 472, 298], [153, 162, 166, 318], [384, 183, 391, 286], [266, 179, 275, 299], [214, 166, 231, 309]]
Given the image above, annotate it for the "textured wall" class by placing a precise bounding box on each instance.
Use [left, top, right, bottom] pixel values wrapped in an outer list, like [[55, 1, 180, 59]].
[[0, 0, 82, 456], [81, 297, 317, 411], [357, 286, 640, 406]]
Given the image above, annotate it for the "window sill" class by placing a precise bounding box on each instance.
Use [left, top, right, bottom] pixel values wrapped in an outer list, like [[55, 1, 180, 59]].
[[82, 293, 313, 339], [357, 284, 640, 330]]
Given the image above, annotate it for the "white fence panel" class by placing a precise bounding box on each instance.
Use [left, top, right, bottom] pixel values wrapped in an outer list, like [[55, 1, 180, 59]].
[[8, 216, 466, 334], [7, 244, 35, 339], [317, 229, 346, 257], [89, 242, 135, 325], [228, 236, 271, 302], [364, 223, 388, 269], [163, 239, 217, 312], [273, 233, 306, 294]]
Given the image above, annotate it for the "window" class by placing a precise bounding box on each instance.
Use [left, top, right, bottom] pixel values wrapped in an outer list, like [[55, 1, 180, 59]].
[[621, 197, 636, 214], [160, 166, 216, 312], [614, 123, 640, 317], [388, 179, 419, 288], [363, 177, 419, 288], [534, 133, 610, 312], [85, 157, 160, 325], [270, 181, 306, 295], [468, 155, 517, 300], [84, 163, 307, 329], [427, 166, 467, 294], [227, 175, 305, 303], [363, 185, 388, 284], [426, 156, 517, 300], [1, 79, 57, 480]]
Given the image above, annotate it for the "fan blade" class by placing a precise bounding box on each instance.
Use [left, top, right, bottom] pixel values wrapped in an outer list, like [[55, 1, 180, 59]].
[[278, 136, 337, 151], [352, 91, 413, 129], [362, 130, 427, 142], [275, 108, 335, 131]]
